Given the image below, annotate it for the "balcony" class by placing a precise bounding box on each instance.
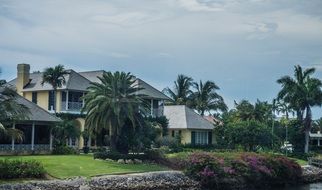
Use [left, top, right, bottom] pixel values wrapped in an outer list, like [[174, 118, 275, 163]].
[[61, 101, 83, 112]]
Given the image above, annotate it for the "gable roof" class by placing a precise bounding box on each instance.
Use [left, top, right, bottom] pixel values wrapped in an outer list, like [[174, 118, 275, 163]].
[[79, 71, 171, 100], [0, 88, 61, 123], [8, 70, 91, 92], [8, 67, 171, 100], [134, 79, 172, 100], [164, 105, 214, 130]]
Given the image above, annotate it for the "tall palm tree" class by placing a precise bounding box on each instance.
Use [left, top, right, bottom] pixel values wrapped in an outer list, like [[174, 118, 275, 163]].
[[0, 70, 29, 142], [277, 65, 322, 153], [82, 71, 144, 151], [41, 65, 68, 113], [164, 74, 193, 105], [190, 80, 227, 116]]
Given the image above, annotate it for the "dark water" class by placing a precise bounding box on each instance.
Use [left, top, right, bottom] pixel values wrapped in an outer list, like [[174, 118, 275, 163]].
[[274, 183, 322, 190]]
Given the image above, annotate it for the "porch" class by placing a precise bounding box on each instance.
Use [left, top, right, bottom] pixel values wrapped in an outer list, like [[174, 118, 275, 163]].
[[0, 122, 53, 154]]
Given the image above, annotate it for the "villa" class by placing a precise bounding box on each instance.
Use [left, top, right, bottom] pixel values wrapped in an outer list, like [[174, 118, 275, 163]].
[[1, 63, 216, 154]]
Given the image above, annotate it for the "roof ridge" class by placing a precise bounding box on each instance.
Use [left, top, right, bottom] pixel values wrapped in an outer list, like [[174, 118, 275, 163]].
[[66, 70, 92, 89], [79, 70, 105, 73], [136, 78, 172, 100]]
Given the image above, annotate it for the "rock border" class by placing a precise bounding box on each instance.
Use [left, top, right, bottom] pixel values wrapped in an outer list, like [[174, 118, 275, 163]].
[[0, 171, 200, 190]]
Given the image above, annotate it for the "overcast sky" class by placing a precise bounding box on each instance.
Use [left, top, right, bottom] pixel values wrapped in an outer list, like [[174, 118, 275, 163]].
[[0, 0, 322, 116]]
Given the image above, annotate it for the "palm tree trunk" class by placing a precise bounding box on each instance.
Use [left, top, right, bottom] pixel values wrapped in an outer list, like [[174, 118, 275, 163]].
[[109, 120, 117, 151], [304, 106, 312, 153], [53, 88, 57, 114]]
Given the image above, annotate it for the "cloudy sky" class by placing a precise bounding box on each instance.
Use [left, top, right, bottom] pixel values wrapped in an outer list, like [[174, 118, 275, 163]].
[[0, 0, 322, 116]]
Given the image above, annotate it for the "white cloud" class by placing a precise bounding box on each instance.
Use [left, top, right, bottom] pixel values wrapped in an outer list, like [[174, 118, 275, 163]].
[[177, 0, 225, 12]]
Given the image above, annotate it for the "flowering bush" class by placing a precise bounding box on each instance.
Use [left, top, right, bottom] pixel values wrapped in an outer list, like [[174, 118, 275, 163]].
[[182, 152, 302, 189]]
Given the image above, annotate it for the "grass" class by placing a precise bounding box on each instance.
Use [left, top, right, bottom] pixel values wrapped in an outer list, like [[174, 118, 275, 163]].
[[0, 154, 168, 179], [294, 158, 308, 166]]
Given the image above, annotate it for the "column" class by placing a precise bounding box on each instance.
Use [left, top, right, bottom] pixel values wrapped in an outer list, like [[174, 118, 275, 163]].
[[66, 90, 69, 111], [88, 136, 92, 147], [11, 123, 15, 151], [82, 92, 85, 108], [150, 99, 153, 116], [31, 122, 35, 151], [49, 129, 53, 151], [69, 137, 72, 147], [318, 139, 321, 147]]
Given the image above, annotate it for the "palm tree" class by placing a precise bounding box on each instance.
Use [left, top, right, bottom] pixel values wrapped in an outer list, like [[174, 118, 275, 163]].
[[277, 65, 322, 153], [190, 80, 227, 116], [82, 71, 144, 151], [164, 74, 193, 105], [51, 120, 81, 146], [41, 65, 68, 113], [0, 70, 29, 142]]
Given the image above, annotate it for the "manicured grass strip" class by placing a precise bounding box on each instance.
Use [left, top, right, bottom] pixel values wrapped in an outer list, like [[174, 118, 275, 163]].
[[0, 155, 168, 179]]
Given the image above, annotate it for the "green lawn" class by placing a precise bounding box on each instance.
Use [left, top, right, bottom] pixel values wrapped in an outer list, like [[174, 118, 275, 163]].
[[0, 155, 168, 179]]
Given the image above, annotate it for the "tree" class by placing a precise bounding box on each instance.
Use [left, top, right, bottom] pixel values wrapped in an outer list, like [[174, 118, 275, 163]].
[[41, 65, 68, 113], [229, 120, 272, 151], [0, 70, 30, 142], [51, 120, 80, 146], [277, 65, 322, 153], [164, 74, 193, 105], [82, 71, 145, 152], [232, 99, 272, 122], [190, 80, 227, 116]]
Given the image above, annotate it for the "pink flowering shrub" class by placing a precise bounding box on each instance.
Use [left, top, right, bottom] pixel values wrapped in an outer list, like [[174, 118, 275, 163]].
[[183, 152, 302, 189]]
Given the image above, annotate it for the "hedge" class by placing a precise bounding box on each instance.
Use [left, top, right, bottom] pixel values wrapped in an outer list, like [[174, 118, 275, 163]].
[[0, 159, 46, 179]]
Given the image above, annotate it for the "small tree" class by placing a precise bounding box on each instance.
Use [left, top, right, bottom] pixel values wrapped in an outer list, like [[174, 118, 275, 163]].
[[41, 65, 68, 113]]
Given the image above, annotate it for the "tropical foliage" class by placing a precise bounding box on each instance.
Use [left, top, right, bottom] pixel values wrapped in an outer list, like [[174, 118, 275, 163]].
[[41, 64, 68, 113], [0, 70, 30, 142], [164, 74, 193, 105], [277, 65, 322, 153], [82, 71, 146, 152], [180, 152, 302, 189], [165, 74, 227, 115], [190, 80, 227, 116]]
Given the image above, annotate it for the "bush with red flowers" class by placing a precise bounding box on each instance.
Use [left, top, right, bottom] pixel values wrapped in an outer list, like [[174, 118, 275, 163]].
[[182, 152, 302, 189]]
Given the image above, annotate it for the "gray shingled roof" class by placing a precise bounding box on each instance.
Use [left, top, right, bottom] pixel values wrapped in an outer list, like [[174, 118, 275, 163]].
[[79, 71, 171, 100], [134, 79, 172, 100], [15, 95, 61, 122], [164, 105, 214, 130], [8, 69, 170, 100], [79, 70, 104, 83], [0, 88, 61, 123], [8, 70, 91, 92]]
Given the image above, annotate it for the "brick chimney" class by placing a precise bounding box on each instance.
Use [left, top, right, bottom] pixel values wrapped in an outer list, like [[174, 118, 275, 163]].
[[16, 63, 30, 95]]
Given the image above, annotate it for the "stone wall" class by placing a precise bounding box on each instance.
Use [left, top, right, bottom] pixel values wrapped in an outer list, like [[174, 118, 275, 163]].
[[0, 171, 200, 190]]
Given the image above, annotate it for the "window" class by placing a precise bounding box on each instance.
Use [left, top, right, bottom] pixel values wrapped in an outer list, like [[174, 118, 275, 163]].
[[193, 131, 209, 145], [48, 91, 55, 111], [32, 92, 37, 104]]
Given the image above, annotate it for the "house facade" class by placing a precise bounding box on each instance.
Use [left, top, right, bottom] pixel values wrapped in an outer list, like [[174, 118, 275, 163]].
[[163, 105, 216, 145], [8, 64, 171, 150]]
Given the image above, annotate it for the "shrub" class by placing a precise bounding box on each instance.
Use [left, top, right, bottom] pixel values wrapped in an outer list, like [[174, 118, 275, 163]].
[[52, 145, 79, 155], [0, 159, 46, 179], [83, 146, 90, 154], [155, 136, 182, 153], [182, 152, 302, 189], [94, 150, 149, 161]]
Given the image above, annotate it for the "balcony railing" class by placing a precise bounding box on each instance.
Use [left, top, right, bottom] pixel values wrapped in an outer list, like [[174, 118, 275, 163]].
[[0, 144, 50, 152], [61, 101, 83, 111]]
